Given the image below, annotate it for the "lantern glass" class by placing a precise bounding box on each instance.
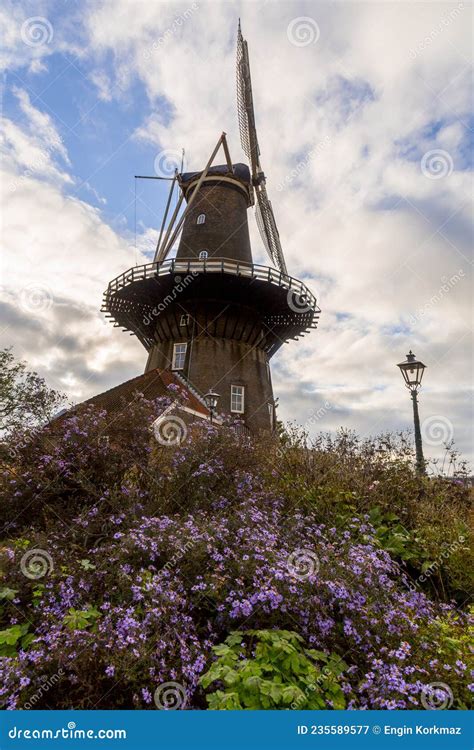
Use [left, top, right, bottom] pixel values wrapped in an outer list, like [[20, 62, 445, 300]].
[[204, 390, 220, 412], [397, 351, 426, 390]]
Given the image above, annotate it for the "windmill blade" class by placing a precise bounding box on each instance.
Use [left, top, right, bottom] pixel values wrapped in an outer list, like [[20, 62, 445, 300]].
[[237, 23, 288, 276], [236, 23, 261, 180], [255, 184, 288, 276]]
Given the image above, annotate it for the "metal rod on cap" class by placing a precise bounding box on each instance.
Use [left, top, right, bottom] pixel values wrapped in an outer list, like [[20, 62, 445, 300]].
[[159, 133, 229, 260], [154, 171, 177, 262]]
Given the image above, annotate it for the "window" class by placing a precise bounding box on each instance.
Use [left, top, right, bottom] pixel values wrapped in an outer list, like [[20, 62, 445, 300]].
[[199, 250, 208, 260], [197, 214, 206, 225], [172, 342, 187, 370], [268, 402, 274, 426], [180, 314, 190, 326], [231, 385, 245, 413]]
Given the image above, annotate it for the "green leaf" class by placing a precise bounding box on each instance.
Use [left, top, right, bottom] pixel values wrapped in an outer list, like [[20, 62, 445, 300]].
[[200, 630, 349, 712], [63, 606, 101, 631], [0, 624, 29, 645], [79, 559, 96, 571], [0, 587, 18, 601]]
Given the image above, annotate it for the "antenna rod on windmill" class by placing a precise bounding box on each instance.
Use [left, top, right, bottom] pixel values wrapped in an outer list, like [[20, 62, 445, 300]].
[[154, 169, 178, 262]]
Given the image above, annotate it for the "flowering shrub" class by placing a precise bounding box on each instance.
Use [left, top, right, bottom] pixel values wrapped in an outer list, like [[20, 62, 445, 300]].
[[0, 400, 472, 710], [267, 427, 472, 601]]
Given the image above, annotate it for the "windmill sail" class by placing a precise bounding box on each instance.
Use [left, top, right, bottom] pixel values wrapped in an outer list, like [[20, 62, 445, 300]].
[[236, 23, 260, 175], [255, 183, 288, 276], [236, 23, 288, 276]]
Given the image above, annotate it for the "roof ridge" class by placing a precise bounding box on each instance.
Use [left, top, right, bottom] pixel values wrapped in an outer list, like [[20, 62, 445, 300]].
[[173, 371, 209, 408], [82, 368, 165, 406]]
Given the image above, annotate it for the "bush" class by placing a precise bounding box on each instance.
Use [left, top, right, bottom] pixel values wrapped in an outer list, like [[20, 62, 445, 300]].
[[0, 402, 472, 710], [261, 427, 472, 601]]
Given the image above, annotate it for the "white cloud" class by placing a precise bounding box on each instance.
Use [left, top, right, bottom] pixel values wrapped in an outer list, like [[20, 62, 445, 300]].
[[0, 1, 55, 73], [13, 87, 70, 164], [0, 97, 146, 401]]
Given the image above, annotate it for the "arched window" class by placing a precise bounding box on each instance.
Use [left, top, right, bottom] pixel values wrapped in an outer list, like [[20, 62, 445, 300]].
[[199, 250, 208, 260], [197, 214, 206, 225]]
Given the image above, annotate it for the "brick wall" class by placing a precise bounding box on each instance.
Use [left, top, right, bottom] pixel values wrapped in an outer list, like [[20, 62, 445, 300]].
[[146, 331, 274, 432], [176, 182, 252, 264]]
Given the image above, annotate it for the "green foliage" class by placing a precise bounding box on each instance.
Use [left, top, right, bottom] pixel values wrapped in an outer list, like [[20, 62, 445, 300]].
[[368, 507, 423, 562], [0, 623, 34, 657], [0, 348, 65, 436], [31, 584, 45, 606], [264, 427, 472, 602], [0, 587, 18, 602], [200, 630, 348, 710], [419, 606, 474, 710], [63, 606, 101, 631], [79, 559, 96, 571]]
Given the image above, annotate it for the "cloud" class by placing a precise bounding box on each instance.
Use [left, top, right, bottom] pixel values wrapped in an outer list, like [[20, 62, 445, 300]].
[[0, 91, 146, 402], [2, 87, 73, 189], [0, 1, 55, 73], [13, 86, 70, 164]]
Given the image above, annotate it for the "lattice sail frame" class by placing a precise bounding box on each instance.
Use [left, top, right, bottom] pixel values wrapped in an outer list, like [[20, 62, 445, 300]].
[[236, 23, 288, 276]]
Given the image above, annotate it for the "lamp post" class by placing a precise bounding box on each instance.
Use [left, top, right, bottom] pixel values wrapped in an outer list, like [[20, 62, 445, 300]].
[[204, 390, 220, 425], [397, 350, 427, 475]]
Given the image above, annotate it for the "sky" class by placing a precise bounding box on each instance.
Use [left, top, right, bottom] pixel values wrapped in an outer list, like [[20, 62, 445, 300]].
[[1, 0, 472, 467]]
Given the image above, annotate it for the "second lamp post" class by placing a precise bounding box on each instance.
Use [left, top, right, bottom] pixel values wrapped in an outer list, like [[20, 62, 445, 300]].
[[204, 390, 220, 425], [397, 350, 427, 475]]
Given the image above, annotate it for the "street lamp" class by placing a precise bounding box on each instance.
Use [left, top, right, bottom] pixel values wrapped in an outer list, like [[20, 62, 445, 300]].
[[397, 350, 427, 475], [204, 390, 220, 424]]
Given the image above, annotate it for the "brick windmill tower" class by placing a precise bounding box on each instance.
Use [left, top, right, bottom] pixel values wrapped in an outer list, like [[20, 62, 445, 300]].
[[102, 25, 320, 432]]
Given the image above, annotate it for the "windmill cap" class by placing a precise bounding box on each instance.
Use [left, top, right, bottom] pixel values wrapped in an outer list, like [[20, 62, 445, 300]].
[[180, 163, 251, 184]]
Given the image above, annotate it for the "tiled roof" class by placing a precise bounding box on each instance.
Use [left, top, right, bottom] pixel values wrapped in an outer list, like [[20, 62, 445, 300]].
[[81, 369, 209, 418]]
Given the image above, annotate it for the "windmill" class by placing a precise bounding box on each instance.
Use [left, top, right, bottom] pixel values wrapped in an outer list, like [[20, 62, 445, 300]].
[[102, 23, 320, 432]]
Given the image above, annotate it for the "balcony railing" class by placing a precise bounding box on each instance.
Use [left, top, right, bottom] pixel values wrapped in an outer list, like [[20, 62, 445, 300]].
[[104, 257, 319, 313]]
